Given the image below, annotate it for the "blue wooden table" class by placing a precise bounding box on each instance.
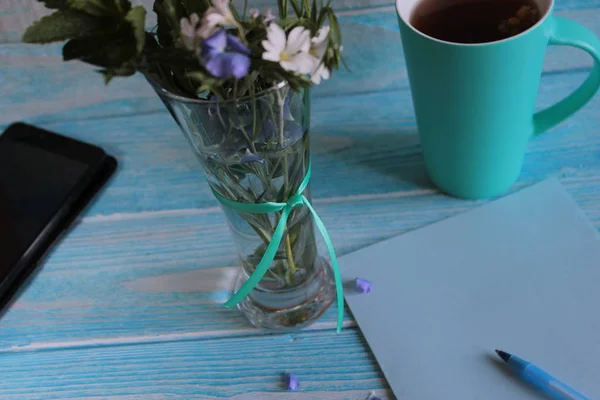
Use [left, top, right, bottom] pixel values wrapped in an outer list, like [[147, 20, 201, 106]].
[[1, 0, 600, 398]]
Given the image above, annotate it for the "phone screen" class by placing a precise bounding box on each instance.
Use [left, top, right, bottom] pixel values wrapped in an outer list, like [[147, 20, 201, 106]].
[[0, 133, 90, 274]]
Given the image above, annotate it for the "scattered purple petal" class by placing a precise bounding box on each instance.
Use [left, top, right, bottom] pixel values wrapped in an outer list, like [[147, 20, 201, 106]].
[[366, 391, 381, 400], [240, 149, 264, 164], [355, 278, 372, 294], [284, 372, 300, 391]]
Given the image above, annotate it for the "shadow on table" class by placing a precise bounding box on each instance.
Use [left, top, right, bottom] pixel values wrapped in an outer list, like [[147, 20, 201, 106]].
[[313, 126, 435, 191]]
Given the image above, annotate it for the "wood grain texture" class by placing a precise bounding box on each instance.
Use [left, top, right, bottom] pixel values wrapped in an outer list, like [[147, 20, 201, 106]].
[[2, 8, 599, 125], [2, 0, 600, 397], [0, 0, 394, 43], [2, 175, 600, 350], [0, 328, 393, 399], [0, 70, 595, 217]]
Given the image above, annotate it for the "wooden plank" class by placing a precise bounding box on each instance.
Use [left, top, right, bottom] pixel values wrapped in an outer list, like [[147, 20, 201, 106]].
[[0, 70, 596, 216], [0, 0, 395, 44], [1, 173, 600, 351], [0, 328, 392, 399], [3, 0, 600, 44], [1, 8, 599, 124], [0, 12, 404, 124]]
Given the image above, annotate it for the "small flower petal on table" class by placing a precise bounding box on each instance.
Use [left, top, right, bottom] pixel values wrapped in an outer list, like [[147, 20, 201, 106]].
[[366, 391, 382, 400], [355, 278, 372, 294], [284, 372, 300, 391]]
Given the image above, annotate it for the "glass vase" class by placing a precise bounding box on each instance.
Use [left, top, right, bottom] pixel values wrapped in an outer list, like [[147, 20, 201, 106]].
[[148, 79, 336, 331]]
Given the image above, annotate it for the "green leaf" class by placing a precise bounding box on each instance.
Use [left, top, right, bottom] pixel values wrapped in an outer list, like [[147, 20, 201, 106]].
[[63, 29, 136, 68], [187, 71, 225, 97], [125, 6, 146, 55], [182, 0, 210, 16], [317, 6, 327, 27], [277, 0, 288, 19], [22, 9, 108, 43], [68, 0, 131, 17], [326, 7, 341, 44], [98, 64, 136, 84], [153, 0, 183, 47], [302, 0, 310, 18], [311, 0, 317, 25], [40, 0, 69, 9], [289, 0, 302, 17]]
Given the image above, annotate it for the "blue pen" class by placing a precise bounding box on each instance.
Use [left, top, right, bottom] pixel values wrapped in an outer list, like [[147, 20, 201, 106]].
[[495, 350, 590, 400]]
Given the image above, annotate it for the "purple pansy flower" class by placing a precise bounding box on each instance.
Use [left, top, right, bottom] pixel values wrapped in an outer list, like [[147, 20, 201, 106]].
[[355, 278, 372, 294], [284, 372, 300, 391], [202, 29, 251, 79]]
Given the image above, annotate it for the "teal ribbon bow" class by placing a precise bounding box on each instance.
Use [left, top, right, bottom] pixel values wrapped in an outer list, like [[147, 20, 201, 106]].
[[211, 163, 344, 332]]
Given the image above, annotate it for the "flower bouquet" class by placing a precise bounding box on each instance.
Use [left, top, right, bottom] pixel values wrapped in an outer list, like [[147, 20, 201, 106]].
[[24, 0, 345, 331]]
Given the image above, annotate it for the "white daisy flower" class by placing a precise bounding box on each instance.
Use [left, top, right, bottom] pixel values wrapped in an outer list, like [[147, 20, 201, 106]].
[[310, 26, 331, 84], [262, 24, 317, 74], [310, 26, 330, 59], [311, 63, 331, 84], [199, 0, 236, 38], [264, 8, 276, 23], [180, 13, 201, 51]]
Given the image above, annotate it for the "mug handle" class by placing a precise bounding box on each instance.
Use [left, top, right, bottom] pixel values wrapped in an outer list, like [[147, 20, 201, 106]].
[[533, 16, 600, 136]]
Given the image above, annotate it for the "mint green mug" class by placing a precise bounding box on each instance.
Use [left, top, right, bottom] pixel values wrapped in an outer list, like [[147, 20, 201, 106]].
[[396, 0, 600, 199]]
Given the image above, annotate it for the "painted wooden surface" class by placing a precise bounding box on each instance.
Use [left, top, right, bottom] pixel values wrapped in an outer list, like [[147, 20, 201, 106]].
[[2, 0, 600, 398]]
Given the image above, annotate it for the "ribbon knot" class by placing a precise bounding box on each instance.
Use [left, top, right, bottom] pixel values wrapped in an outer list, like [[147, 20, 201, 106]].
[[210, 163, 344, 332], [286, 193, 305, 208]]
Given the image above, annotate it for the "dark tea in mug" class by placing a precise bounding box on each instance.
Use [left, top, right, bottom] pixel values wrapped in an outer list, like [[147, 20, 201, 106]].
[[410, 0, 542, 44]]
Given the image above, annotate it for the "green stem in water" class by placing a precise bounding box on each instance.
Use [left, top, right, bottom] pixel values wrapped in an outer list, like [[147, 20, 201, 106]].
[[285, 232, 296, 276], [275, 86, 297, 277]]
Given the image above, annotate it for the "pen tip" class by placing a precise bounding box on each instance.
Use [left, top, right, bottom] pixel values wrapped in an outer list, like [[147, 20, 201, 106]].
[[495, 350, 511, 362]]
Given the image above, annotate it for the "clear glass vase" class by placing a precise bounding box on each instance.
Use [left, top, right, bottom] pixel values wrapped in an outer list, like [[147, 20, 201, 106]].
[[148, 79, 336, 330]]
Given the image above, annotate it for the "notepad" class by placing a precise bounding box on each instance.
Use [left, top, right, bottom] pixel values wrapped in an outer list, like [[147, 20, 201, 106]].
[[341, 179, 600, 399]]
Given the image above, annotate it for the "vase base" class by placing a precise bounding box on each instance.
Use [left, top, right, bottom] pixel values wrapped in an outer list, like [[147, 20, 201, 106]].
[[235, 257, 336, 331]]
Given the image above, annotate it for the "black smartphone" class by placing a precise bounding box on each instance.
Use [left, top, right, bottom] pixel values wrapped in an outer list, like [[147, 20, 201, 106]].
[[0, 122, 117, 313]]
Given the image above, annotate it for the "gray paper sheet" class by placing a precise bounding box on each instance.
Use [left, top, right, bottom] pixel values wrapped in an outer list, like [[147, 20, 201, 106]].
[[341, 179, 600, 399]]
